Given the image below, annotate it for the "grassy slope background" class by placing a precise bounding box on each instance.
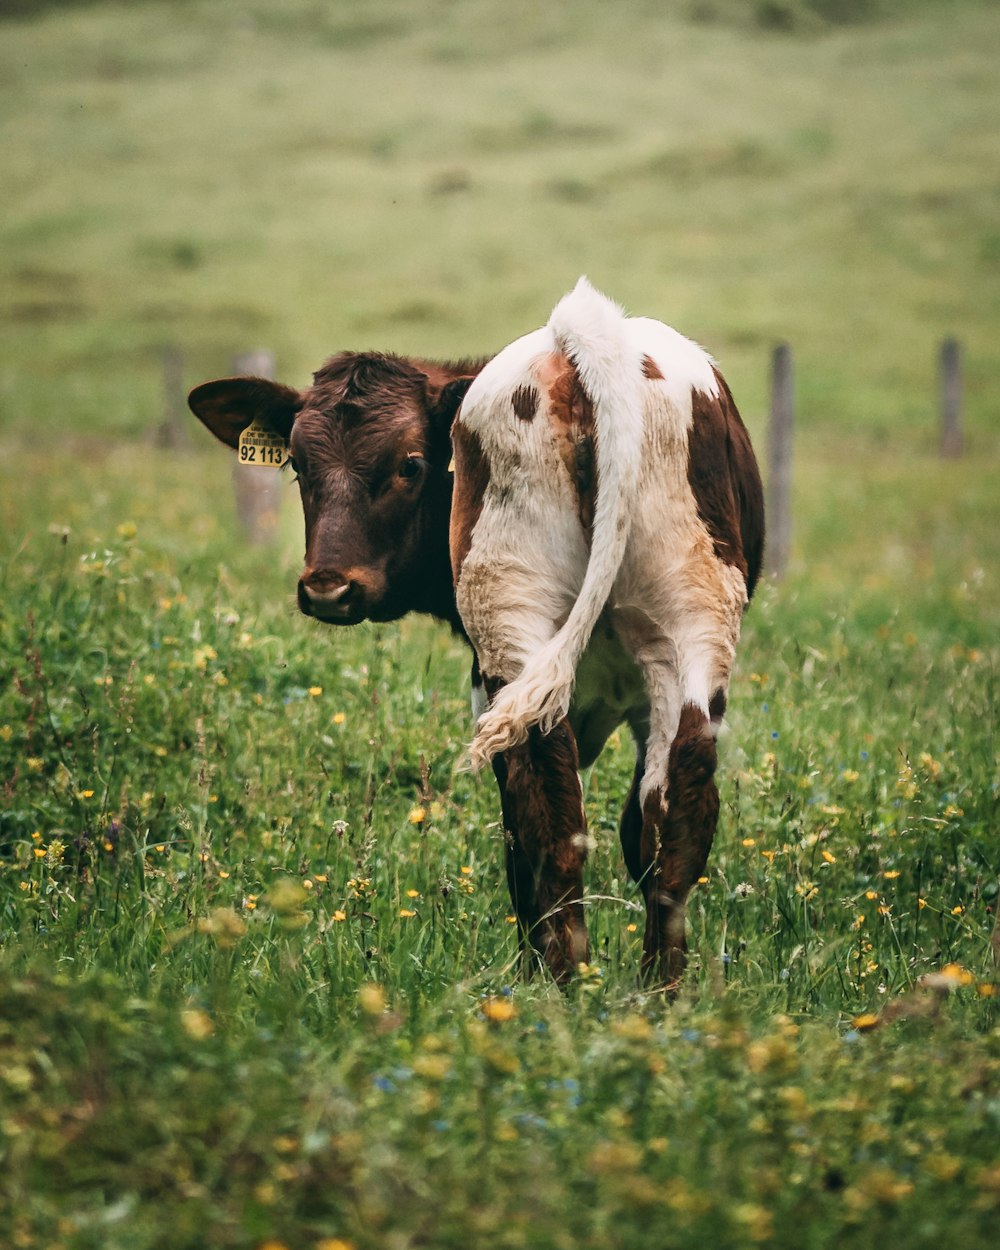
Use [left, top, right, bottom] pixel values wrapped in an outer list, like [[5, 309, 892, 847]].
[[1, 2, 999, 1248]]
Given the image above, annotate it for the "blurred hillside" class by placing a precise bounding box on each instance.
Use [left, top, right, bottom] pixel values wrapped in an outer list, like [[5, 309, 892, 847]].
[[1, 0, 997, 457]]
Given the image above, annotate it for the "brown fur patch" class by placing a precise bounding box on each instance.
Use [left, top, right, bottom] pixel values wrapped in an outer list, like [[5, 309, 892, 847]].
[[641, 354, 664, 381], [547, 359, 597, 535], [687, 378, 765, 596], [449, 423, 491, 579], [512, 384, 539, 422], [697, 369, 765, 598]]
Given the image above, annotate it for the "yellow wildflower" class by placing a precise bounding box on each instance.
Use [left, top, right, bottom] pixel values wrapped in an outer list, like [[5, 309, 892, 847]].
[[481, 996, 516, 1023], [180, 1008, 214, 1040], [195, 908, 247, 947], [192, 644, 217, 672], [733, 1203, 774, 1242], [358, 983, 386, 1016], [939, 963, 974, 986]]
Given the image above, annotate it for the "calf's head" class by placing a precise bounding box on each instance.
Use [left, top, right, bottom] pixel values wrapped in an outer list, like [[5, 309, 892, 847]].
[[189, 353, 477, 627]]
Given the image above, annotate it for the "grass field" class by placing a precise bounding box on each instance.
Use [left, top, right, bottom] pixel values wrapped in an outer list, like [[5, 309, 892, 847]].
[[2, 2, 999, 1248]]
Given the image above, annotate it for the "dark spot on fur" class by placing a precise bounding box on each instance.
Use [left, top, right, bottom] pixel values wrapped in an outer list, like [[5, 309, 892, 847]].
[[642, 355, 664, 381], [709, 688, 727, 723], [512, 384, 539, 422]]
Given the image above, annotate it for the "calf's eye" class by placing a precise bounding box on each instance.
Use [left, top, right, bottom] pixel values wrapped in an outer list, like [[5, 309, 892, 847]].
[[398, 456, 425, 481]]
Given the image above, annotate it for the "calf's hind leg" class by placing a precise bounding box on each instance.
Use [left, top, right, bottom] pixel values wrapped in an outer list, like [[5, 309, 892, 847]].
[[639, 701, 720, 987], [485, 676, 590, 983], [613, 646, 722, 988]]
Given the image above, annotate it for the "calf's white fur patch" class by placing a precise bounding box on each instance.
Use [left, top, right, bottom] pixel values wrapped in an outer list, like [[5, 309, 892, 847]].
[[455, 278, 745, 774]]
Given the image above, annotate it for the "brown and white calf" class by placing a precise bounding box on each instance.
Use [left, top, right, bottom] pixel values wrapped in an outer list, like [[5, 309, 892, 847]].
[[189, 279, 763, 988]]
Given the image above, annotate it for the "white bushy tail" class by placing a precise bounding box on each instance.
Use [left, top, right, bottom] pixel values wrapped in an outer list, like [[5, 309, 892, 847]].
[[469, 277, 645, 767]]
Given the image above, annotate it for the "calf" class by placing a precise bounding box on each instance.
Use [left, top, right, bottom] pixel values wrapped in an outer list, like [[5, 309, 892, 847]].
[[451, 279, 763, 986], [189, 279, 763, 988]]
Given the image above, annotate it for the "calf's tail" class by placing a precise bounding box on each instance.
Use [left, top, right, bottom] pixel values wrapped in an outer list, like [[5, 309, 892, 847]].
[[469, 277, 646, 768]]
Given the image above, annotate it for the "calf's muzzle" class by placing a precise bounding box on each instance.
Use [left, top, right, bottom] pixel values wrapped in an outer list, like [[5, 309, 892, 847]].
[[297, 568, 366, 623]]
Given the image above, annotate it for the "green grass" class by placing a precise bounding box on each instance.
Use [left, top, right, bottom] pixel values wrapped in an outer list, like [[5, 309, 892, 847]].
[[1, 439, 997, 1250], [2, 2, 1000, 1247]]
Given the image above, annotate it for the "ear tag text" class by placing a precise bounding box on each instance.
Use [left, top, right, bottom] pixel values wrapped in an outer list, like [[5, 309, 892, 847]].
[[238, 422, 288, 468]]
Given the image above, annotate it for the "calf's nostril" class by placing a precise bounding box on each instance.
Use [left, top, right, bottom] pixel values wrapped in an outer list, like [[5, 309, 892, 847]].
[[316, 582, 350, 603]]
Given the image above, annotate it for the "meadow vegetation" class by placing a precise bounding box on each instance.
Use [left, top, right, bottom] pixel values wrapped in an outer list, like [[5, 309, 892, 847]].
[[1, 2, 998, 1247]]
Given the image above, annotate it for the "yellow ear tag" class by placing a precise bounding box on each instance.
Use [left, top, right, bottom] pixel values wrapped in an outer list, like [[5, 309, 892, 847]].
[[238, 421, 288, 468], [447, 457, 455, 473]]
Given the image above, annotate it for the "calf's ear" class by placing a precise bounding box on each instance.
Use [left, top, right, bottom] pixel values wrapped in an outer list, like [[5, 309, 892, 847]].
[[427, 376, 475, 428], [187, 377, 304, 449]]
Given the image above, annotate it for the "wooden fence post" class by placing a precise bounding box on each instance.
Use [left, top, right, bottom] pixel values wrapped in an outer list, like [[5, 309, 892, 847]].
[[232, 349, 283, 546], [939, 338, 963, 458], [155, 345, 188, 450], [766, 342, 794, 580]]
